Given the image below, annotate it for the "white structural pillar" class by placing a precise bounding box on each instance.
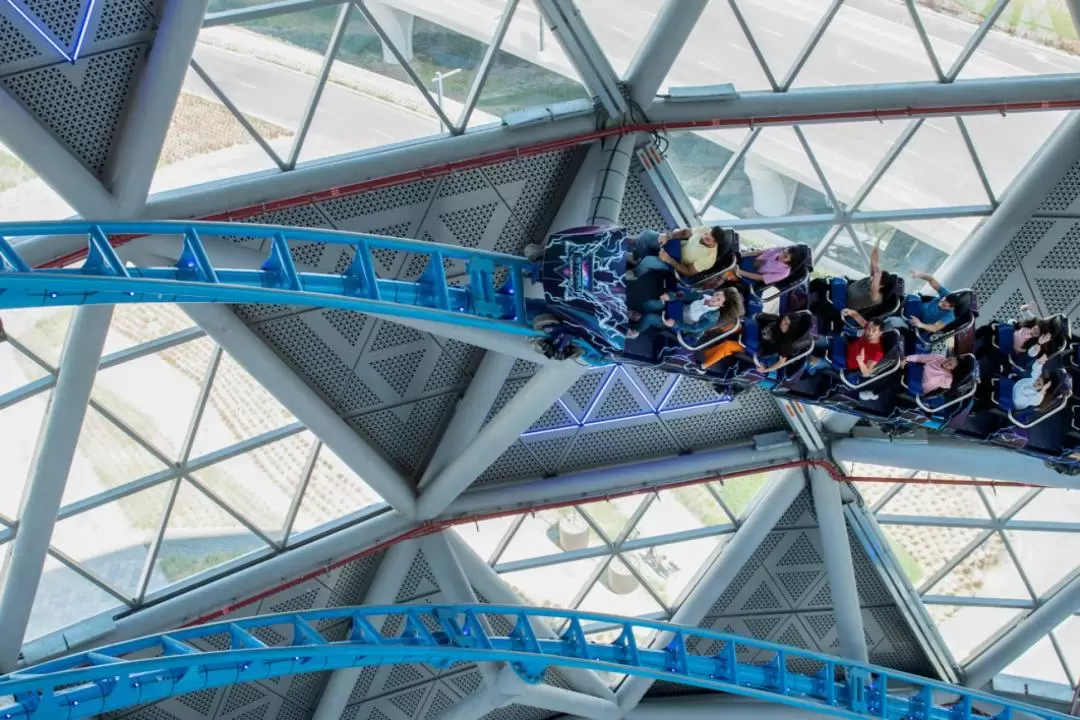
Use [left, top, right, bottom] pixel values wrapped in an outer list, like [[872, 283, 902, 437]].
[[419, 352, 517, 489], [313, 537, 422, 720], [589, 133, 637, 227], [365, 0, 415, 63], [415, 362, 585, 520], [744, 159, 798, 217], [937, 111, 1080, 289], [182, 304, 418, 516], [807, 466, 868, 663], [831, 436, 1080, 490], [624, 0, 710, 109], [0, 305, 114, 672], [445, 530, 616, 700], [964, 574, 1080, 690], [616, 468, 808, 712], [520, 683, 622, 720], [107, 0, 210, 215]]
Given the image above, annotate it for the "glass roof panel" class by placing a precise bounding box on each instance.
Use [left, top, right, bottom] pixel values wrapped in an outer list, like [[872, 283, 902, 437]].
[[623, 536, 729, 607], [0, 391, 49, 518], [790, 4, 938, 88], [659, 0, 773, 92], [962, 111, 1070, 200], [290, 444, 385, 540], [190, 349, 297, 458], [926, 604, 1023, 665], [498, 508, 603, 564], [878, 523, 985, 588], [150, 65, 284, 195], [577, 556, 666, 617], [711, 473, 770, 519], [847, 218, 971, 279], [957, 6, 1080, 80], [633, 485, 731, 539], [3, 306, 73, 369], [147, 479, 268, 595], [61, 404, 170, 507], [1053, 616, 1080, 684], [878, 483, 991, 520], [572, 0, 665, 78], [799, 119, 911, 211], [192, 431, 315, 544], [1003, 530, 1080, 599], [1012, 488, 1080, 524], [1003, 637, 1072, 685], [91, 337, 217, 462], [578, 496, 644, 542], [665, 128, 755, 210], [981, 486, 1035, 520], [468, 0, 592, 129], [0, 336, 47, 397], [26, 554, 125, 642], [0, 140, 75, 221], [923, 534, 1032, 601], [102, 304, 197, 356], [500, 556, 598, 611], [732, 0, 836, 85], [51, 483, 174, 599], [450, 516, 518, 564]]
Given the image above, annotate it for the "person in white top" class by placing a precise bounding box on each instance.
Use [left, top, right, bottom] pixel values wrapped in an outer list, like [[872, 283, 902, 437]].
[[1011, 358, 1057, 411]]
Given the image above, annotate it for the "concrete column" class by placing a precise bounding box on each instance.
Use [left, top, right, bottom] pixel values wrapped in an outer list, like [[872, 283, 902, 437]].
[[589, 133, 637, 227], [366, 0, 414, 63], [744, 158, 798, 217]]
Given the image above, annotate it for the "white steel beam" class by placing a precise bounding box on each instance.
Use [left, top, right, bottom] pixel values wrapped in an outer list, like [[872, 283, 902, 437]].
[[589, 133, 637, 227], [107, 0, 211, 215], [624, 0, 710, 109], [0, 91, 116, 219], [182, 303, 418, 516], [445, 530, 616, 700], [415, 363, 586, 520], [0, 305, 114, 671], [615, 468, 808, 712], [807, 466, 868, 663], [314, 537, 422, 720], [964, 573, 1080, 690], [831, 437, 1080, 490], [519, 683, 622, 720], [419, 352, 517, 489]]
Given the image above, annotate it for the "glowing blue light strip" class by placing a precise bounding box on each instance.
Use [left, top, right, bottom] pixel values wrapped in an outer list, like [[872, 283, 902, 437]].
[[2, 0, 100, 63]]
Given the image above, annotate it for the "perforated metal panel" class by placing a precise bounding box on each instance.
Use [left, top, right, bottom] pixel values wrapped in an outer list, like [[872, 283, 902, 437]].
[[0, 12, 40, 67], [619, 159, 669, 234], [1036, 162, 1080, 213], [94, 0, 158, 43]]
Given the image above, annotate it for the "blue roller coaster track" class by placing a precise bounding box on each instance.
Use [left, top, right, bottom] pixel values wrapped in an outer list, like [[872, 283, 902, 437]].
[[0, 221, 542, 337], [0, 605, 1069, 720]]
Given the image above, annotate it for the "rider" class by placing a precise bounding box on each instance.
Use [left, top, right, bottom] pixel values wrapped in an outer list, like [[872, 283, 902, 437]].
[[626, 287, 743, 339], [884, 270, 958, 334], [902, 354, 960, 395], [625, 226, 727, 281], [737, 246, 795, 286]]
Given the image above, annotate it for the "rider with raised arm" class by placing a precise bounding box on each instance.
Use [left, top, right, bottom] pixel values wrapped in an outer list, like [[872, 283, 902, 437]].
[[884, 270, 957, 334]]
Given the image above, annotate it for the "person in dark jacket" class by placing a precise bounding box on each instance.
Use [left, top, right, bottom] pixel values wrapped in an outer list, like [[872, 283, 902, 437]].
[[626, 287, 743, 338]]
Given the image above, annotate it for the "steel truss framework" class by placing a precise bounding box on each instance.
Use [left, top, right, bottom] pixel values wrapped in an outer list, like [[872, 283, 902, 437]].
[[0, 604, 1073, 720], [0, 0, 1080, 715]]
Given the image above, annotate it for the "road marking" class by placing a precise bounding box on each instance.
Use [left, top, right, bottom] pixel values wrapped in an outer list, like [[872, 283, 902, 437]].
[[850, 60, 876, 74], [758, 26, 783, 38], [727, 42, 752, 55], [924, 122, 950, 135], [610, 26, 633, 39]]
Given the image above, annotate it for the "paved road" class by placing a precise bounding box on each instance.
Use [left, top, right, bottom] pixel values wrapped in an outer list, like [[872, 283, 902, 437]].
[[379, 0, 1078, 249]]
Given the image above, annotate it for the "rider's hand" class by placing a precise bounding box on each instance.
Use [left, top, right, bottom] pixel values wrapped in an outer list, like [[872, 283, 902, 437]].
[[664, 318, 676, 328], [658, 249, 673, 264], [660, 292, 671, 301]]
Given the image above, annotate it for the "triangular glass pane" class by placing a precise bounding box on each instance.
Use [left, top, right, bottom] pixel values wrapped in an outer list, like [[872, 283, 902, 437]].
[[190, 349, 297, 458], [578, 496, 644, 543], [853, 482, 900, 511], [861, 118, 993, 215], [1011, 488, 1080, 524], [666, 127, 754, 209], [102, 304, 196, 356], [450, 516, 518, 564], [194, 6, 338, 139], [634, 486, 731, 539], [192, 432, 315, 543], [848, 219, 970, 279], [499, 556, 599, 610], [499, 508, 603, 564], [0, 139, 75, 221], [27, 555, 125, 642], [792, 4, 938, 88], [909, 4, 987, 76], [3, 306, 73, 368], [733, 0, 836, 84], [468, 0, 592, 128], [291, 444, 384, 539], [924, 534, 1031, 600], [577, 556, 666, 617], [150, 65, 283, 195], [92, 337, 217, 462], [573, 0, 665, 78], [1003, 637, 1071, 685], [981, 485, 1034, 519], [660, 0, 773, 92], [963, 111, 1069, 200], [0, 391, 49, 518], [51, 483, 174, 599], [926, 604, 1023, 665], [1053, 616, 1080, 681], [0, 335, 47, 396], [62, 404, 171, 507], [878, 483, 990, 519], [147, 479, 268, 594], [957, 6, 1068, 80], [624, 536, 729, 607], [799, 119, 911, 211], [712, 471, 770, 518], [1004, 530, 1080, 598], [878, 523, 984, 587]]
